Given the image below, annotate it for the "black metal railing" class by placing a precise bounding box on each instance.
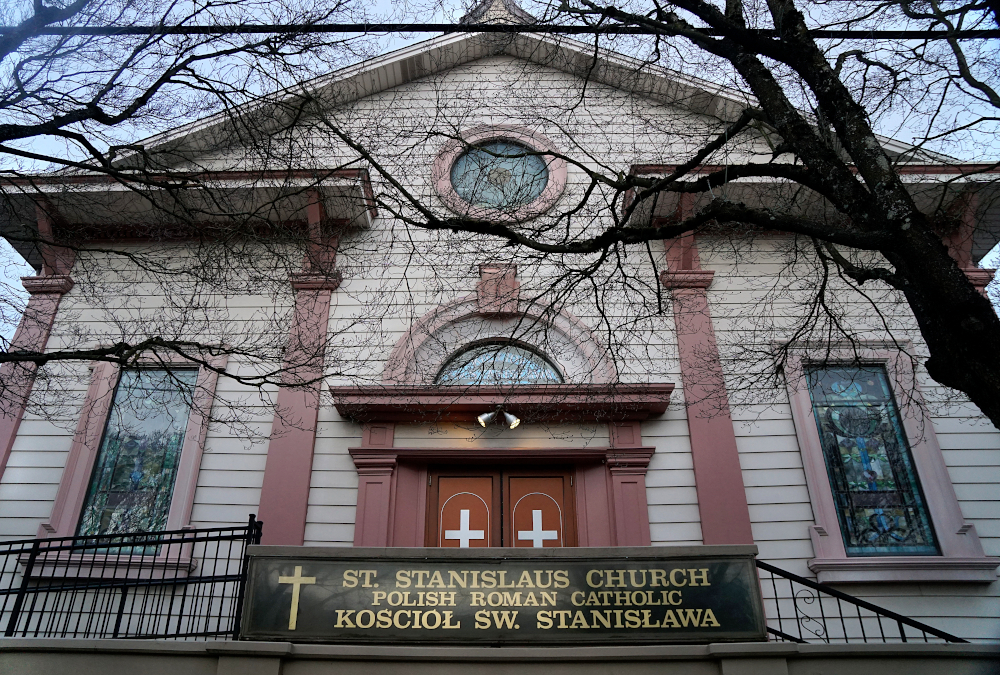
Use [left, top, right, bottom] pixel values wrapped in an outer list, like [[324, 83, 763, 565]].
[[0, 515, 262, 640], [756, 559, 967, 644]]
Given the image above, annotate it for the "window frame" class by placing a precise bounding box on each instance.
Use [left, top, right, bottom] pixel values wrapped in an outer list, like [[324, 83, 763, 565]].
[[38, 354, 226, 574], [784, 344, 997, 583]]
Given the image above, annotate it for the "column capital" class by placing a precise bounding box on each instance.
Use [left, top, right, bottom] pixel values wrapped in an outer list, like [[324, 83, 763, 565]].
[[21, 275, 73, 295], [605, 448, 653, 473], [659, 269, 714, 290], [289, 271, 342, 291], [349, 449, 398, 476]]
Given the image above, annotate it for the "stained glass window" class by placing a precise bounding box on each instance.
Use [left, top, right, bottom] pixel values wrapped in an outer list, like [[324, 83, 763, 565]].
[[77, 369, 198, 538], [450, 141, 549, 209], [806, 365, 938, 556], [436, 342, 563, 385]]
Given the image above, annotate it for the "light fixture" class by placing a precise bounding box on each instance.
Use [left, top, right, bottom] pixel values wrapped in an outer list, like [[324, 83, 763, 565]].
[[477, 408, 521, 429]]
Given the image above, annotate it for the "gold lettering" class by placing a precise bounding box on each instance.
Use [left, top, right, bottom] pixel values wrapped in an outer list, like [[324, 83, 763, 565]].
[[423, 609, 443, 629], [613, 609, 624, 628], [689, 568, 710, 587], [440, 591, 457, 606], [491, 610, 518, 629], [661, 609, 680, 628], [669, 569, 688, 587], [442, 610, 461, 628], [523, 592, 539, 606], [571, 591, 585, 606], [427, 571, 446, 589], [591, 610, 612, 628], [387, 591, 403, 606], [553, 570, 570, 589], [586, 570, 603, 588], [628, 570, 648, 588], [570, 611, 589, 629], [625, 609, 641, 628], [640, 610, 659, 628], [615, 591, 630, 606], [448, 571, 468, 588], [497, 571, 516, 588], [335, 609, 356, 628], [359, 570, 377, 588], [541, 592, 557, 606], [605, 570, 626, 588], [676, 609, 703, 627], [376, 609, 392, 628], [487, 592, 503, 606], [553, 610, 572, 628], [395, 571, 411, 588], [667, 590, 683, 606], [412, 571, 430, 588], [649, 569, 667, 587], [534, 570, 553, 588], [701, 609, 720, 627], [481, 570, 497, 588], [516, 571, 535, 588], [646, 591, 661, 605], [342, 570, 358, 588], [372, 591, 386, 605], [471, 591, 486, 606], [393, 610, 411, 629], [412, 610, 422, 628], [356, 610, 376, 628], [475, 610, 491, 629], [631, 591, 647, 606], [470, 570, 480, 588], [502, 592, 522, 606], [537, 610, 553, 629], [278, 566, 315, 631]]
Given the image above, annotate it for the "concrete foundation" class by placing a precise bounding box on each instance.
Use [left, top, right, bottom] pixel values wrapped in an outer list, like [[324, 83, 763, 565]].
[[1, 639, 997, 675]]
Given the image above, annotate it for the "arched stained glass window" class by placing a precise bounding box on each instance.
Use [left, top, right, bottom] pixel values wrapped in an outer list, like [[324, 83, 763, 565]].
[[435, 342, 563, 385]]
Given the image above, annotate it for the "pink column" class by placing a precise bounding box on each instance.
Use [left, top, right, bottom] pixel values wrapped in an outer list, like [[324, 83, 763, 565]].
[[0, 206, 75, 483], [257, 193, 341, 545], [0, 275, 74, 482], [660, 232, 754, 545], [605, 421, 652, 546]]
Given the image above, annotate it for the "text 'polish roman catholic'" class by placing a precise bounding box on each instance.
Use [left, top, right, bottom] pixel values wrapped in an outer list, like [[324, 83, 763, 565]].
[[241, 550, 766, 644]]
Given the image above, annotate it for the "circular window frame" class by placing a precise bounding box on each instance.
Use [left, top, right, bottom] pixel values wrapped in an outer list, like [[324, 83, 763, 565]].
[[432, 125, 568, 223]]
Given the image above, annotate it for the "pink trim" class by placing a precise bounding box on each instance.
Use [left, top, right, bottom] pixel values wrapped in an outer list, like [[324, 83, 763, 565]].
[[257, 288, 334, 546], [347, 446, 646, 548], [660, 235, 754, 546], [350, 452, 397, 546], [606, 449, 654, 546], [362, 423, 395, 448], [381, 296, 617, 385], [431, 125, 568, 223], [609, 420, 642, 447], [784, 344, 999, 583], [477, 265, 519, 315], [963, 267, 995, 298], [40, 353, 226, 540], [0, 281, 72, 483], [330, 383, 673, 424]]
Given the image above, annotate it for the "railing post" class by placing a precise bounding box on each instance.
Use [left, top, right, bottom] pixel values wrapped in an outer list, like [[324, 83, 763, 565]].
[[231, 514, 262, 639], [112, 585, 129, 638], [4, 539, 40, 637]]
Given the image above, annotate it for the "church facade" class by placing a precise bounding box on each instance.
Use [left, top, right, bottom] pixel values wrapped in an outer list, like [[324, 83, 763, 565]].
[[0, 0, 998, 661]]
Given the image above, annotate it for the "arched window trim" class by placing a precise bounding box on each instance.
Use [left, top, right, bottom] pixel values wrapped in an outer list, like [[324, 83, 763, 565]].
[[434, 339, 565, 385]]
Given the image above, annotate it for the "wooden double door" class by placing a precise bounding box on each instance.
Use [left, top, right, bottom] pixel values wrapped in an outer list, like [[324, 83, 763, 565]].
[[426, 468, 577, 548]]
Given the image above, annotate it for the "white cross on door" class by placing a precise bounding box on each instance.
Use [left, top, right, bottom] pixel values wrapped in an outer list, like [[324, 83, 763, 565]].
[[517, 509, 558, 547], [444, 509, 485, 548]]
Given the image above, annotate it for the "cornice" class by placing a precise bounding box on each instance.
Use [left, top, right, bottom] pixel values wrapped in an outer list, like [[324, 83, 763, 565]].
[[21, 275, 73, 295]]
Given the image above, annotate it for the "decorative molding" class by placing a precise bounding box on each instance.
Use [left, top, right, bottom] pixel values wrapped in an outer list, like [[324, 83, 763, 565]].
[[809, 556, 1000, 584], [21, 275, 74, 295], [329, 383, 673, 424], [963, 267, 995, 297], [477, 265, 519, 315], [431, 124, 568, 223], [289, 271, 342, 291], [659, 270, 715, 290]]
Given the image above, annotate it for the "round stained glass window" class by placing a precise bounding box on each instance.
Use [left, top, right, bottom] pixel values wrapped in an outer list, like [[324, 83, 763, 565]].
[[436, 342, 563, 385], [450, 141, 549, 210]]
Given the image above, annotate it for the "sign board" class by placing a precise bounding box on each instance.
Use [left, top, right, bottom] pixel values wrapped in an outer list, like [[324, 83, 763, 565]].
[[240, 545, 766, 645]]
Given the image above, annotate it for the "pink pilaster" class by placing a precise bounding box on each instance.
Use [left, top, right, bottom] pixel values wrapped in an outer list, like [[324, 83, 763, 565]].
[[257, 194, 341, 545], [0, 206, 74, 483], [660, 231, 754, 545]]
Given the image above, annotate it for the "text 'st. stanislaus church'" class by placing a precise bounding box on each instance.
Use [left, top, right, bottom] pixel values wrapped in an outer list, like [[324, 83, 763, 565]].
[[0, 0, 999, 671]]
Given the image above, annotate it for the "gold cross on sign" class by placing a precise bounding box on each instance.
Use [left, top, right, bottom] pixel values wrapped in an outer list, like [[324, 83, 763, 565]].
[[278, 565, 316, 630]]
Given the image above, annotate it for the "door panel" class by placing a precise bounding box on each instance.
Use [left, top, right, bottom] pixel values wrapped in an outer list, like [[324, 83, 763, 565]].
[[426, 469, 575, 547], [427, 473, 500, 547], [506, 474, 576, 547]]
